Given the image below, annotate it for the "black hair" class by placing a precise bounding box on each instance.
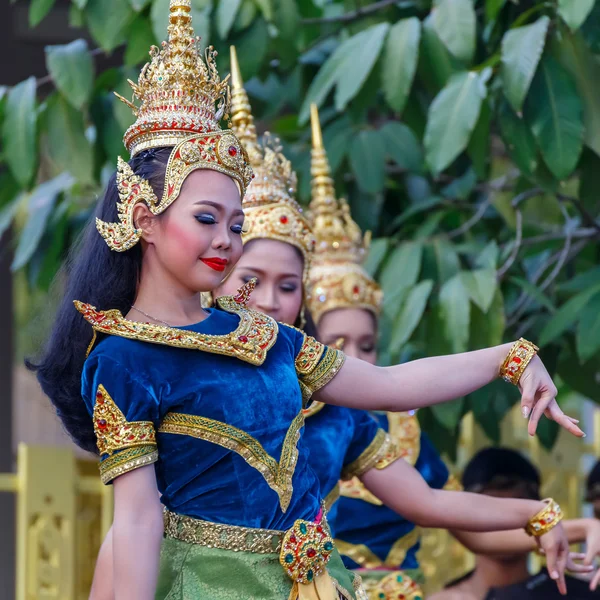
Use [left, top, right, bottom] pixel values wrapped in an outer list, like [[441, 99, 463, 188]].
[[586, 460, 600, 501], [462, 447, 541, 501], [26, 148, 173, 453]]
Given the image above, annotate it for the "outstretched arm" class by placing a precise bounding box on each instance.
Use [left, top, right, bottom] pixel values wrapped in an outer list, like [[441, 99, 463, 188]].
[[112, 465, 163, 600], [315, 346, 583, 437], [90, 526, 114, 600]]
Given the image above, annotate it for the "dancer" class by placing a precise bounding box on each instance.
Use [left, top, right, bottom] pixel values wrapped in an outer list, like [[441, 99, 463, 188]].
[[29, 3, 583, 598]]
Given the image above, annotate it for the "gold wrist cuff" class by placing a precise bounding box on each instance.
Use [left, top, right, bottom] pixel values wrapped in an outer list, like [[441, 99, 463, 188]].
[[525, 498, 563, 537], [500, 338, 539, 385]]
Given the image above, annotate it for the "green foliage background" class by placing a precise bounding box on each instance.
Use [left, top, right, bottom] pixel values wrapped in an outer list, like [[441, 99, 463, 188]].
[[2, 0, 600, 454]]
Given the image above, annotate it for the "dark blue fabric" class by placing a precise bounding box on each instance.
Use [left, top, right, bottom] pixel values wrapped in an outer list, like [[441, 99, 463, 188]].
[[81, 308, 322, 530], [333, 413, 449, 570], [303, 406, 381, 531]]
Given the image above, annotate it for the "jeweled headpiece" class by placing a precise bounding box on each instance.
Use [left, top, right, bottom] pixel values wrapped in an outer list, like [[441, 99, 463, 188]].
[[229, 46, 315, 279], [97, 0, 253, 252], [307, 104, 382, 324]]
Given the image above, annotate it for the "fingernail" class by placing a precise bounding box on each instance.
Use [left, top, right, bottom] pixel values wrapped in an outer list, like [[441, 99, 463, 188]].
[[522, 406, 530, 418], [582, 433, 587, 438], [552, 571, 559, 579]]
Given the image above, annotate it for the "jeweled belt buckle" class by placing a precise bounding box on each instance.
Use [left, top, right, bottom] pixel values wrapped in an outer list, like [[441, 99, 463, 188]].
[[279, 519, 334, 584]]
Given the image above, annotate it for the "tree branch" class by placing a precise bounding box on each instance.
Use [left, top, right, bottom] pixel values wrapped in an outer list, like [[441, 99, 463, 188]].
[[302, 0, 399, 25]]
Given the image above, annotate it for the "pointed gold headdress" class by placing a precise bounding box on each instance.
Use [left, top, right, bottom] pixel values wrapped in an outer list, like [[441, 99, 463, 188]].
[[307, 104, 382, 324], [230, 47, 315, 280], [97, 1, 253, 252]]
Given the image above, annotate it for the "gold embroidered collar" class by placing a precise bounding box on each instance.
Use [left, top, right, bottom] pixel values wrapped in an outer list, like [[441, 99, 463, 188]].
[[74, 282, 278, 366]]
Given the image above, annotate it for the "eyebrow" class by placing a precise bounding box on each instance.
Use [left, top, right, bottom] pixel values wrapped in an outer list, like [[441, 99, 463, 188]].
[[194, 200, 244, 218], [238, 266, 302, 279]]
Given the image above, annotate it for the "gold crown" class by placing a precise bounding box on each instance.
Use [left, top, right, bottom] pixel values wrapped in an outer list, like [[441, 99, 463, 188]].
[[307, 104, 382, 324], [229, 46, 315, 270]]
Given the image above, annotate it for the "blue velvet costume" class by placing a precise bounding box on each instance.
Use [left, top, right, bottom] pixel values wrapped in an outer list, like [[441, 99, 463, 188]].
[[333, 412, 453, 582]]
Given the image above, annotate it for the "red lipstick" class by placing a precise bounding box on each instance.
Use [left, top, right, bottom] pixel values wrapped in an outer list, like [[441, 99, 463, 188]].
[[201, 257, 228, 272]]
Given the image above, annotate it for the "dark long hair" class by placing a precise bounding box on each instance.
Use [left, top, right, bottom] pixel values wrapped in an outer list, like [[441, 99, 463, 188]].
[[26, 148, 173, 453]]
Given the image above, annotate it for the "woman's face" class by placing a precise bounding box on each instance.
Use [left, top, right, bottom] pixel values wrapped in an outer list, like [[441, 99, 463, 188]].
[[137, 169, 245, 293], [317, 308, 378, 364], [216, 238, 304, 325]]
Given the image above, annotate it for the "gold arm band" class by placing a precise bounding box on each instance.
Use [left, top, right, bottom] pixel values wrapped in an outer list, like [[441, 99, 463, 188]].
[[500, 338, 539, 385], [525, 498, 563, 537]]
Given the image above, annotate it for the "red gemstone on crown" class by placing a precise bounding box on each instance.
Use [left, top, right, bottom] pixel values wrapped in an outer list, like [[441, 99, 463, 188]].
[[353, 285, 360, 294], [228, 146, 237, 157], [306, 548, 316, 558], [97, 419, 107, 430], [280, 215, 289, 224], [238, 335, 248, 343]]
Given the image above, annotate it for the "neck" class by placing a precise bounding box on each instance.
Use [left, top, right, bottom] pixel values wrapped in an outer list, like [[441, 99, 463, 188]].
[[469, 554, 530, 596], [130, 253, 208, 327]]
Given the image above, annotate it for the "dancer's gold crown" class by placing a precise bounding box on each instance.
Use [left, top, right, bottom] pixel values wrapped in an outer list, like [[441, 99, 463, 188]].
[[229, 46, 314, 266], [308, 104, 382, 323]]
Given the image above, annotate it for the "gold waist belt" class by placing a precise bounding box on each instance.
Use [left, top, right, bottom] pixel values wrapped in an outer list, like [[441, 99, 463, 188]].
[[163, 508, 285, 554]]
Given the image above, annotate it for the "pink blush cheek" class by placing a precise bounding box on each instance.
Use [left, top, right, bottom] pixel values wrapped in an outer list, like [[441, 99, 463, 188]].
[[163, 218, 208, 259]]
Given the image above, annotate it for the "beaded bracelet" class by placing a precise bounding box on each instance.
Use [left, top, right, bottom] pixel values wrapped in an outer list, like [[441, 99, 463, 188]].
[[525, 498, 563, 537], [500, 338, 539, 385]]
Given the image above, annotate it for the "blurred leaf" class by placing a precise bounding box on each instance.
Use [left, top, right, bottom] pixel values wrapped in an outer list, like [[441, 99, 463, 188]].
[[2, 77, 37, 189], [431, 398, 465, 430], [557, 0, 595, 31], [485, 0, 506, 23], [581, 2, 600, 53], [349, 129, 386, 194], [45, 95, 94, 185], [274, 0, 299, 43], [125, 17, 156, 66], [217, 0, 242, 38], [86, 0, 135, 51], [0, 194, 23, 241], [460, 269, 496, 312], [553, 32, 600, 158], [232, 17, 268, 79], [335, 23, 389, 112], [418, 17, 460, 92], [433, 239, 461, 283], [536, 418, 560, 451], [539, 283, 600, 346], [29, 0, 56, 27], [424, 71, 486, 175], [576, 293, 600, 363], [439, 273, 470, 352], [234, 0, 257, 31], [558, 266, 600, 293], [73, 0, 88, 8], [130, 0, 152, 10], [469, 289, 505, 349], [11, 173, 74, 271], [380, 242, 423, 300], [469, 380, 517, 443], [475, 240, 499, 270], [382, 18, 421, 113], [45, 40, 94, 110], [322, 116, 353, 171], [380, 122, 424, 174], [431, 0, 476, 63], [525, 56, 584, 180], [441, 168, 477, 200], [558, 353, 600, 400], [253, 0, 273, 21], [508, 276, 556, 313], [364, 238, 390, 277], [390, 280, 434, 354], [498, 100, 538, 176], [501, 16, 549, 114], [468, 99, 491, 179]]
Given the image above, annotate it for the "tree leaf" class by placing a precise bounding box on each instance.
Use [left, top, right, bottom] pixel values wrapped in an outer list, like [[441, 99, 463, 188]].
[[217, 0, 242, 38], [469, 289, 505, 350], [433, 239, 460, 283], [11, 173, 74, 271], [460, 269, 497, 313], [558, 352, 600, 400], [45, 39, 94, 110], [508, 276, 556, 313], [418, 17, 460, 92], [475, 240, 499, 270], [130, 0, 152, 10], [335, 23, 390, 111], [379, 242, 423, 301], [525, 56, 584, 180], [364, 237, 389, 276], [501, 16, 549, 114], [553, 32, 600, 158], [390, 280, 434, 353], [86, 0, 135, 51], [468, 99, 491, 179], [557, 0, 595, 31], [29, 0, 56, 27], [497, 100, 538, 176], [576, 293, 600, 363], [45, 95, 95, 185], [253, 0, 272, 21], [2, 77, 37, 189], [380, 122, 424, 174], [234, 17, 268, 80], [125, 17, 156, 66], [424, 71, 486, 175], [485, 0, 506, 23], [439, 273, 470, 353], [274, 0, 299, 42], [349, 129, 386, 194], [382, 18, 421, 113], [0, 194, 24, 242], [539, 283, 600, 346], [431, 397, 465, 430], [431, 0, 476, 64]]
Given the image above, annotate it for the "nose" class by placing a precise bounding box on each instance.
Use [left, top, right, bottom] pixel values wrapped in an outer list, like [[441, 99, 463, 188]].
[[255, 285, 280, 315], [211, 222, 232, 252]]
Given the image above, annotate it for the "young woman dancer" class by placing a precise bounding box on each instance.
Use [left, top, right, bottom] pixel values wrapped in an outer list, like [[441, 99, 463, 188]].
[[30, 4, 584, 598]]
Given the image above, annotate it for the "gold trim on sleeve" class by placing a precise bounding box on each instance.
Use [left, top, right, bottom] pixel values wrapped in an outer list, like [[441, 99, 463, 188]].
[[339, 476, 383, 506], [323, 483, 340, 512], [333, 539, 383, 569], [385, 527, 422, 567], [301, 348, 345, 396], [99, 445, 158, 484], [295, 335, 326, 375], [159, 411, 304, 512], [93, 384, 156, 457], [341, 429, 391, 480]]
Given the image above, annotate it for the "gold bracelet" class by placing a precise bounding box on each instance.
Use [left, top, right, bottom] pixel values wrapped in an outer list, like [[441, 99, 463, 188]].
[[500, 338, 539, 385], [525, 498, 563, 537]]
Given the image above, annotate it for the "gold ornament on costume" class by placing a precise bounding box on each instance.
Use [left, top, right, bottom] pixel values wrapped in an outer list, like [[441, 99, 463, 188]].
[[229, 46, 315, 276], [97, 0, 253, 252], [307, 104, 382, 324]]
